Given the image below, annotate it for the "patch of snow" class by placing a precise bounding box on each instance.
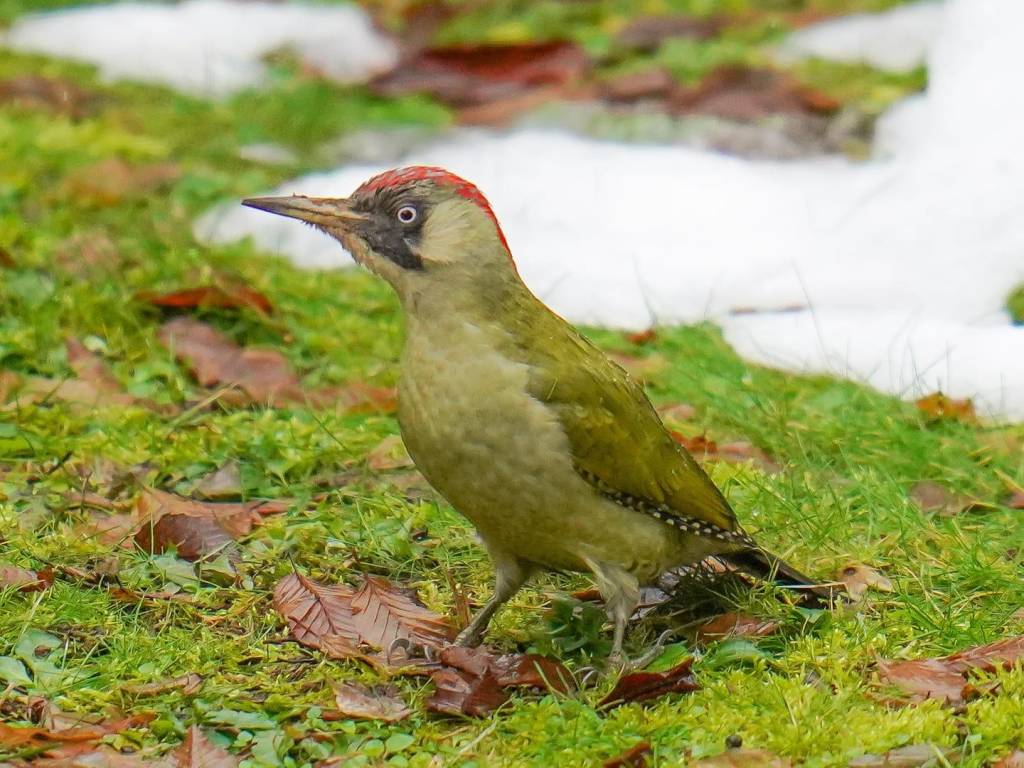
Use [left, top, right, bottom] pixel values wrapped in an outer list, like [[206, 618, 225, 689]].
[[199, 0, 1024, 421], [781, 0, 944, 72], [1, 0, 397, 97]]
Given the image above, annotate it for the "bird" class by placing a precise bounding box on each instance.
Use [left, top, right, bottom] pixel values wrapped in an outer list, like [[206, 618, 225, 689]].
[[243, 166, 827, 664]]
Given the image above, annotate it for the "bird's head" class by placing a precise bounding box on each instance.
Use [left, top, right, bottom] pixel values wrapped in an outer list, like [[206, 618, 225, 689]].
[[243, 167, 515, 294]]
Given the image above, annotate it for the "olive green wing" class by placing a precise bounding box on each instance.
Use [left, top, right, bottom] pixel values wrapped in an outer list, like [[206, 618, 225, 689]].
[[521, 323, 740, 536]]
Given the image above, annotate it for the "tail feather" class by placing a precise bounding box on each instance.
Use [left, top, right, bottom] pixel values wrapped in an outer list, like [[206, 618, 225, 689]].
[[720, 548, 838, 606]]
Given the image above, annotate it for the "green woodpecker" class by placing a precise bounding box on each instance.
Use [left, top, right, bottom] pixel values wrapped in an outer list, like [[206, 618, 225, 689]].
[[243, 167, 823, 661]]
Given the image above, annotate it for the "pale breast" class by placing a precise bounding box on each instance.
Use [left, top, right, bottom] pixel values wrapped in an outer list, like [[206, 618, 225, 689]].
[[397, 319, 689, 579]]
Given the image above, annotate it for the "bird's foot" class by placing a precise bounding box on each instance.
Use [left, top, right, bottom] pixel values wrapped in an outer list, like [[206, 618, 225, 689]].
[[454, 626, 485, 648], [609, 630, 676, 676]]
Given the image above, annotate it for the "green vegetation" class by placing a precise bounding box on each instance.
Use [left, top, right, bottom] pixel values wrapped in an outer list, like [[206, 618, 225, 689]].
[[1, 1, 1023, 764], [1008, 285, 1024, 325]]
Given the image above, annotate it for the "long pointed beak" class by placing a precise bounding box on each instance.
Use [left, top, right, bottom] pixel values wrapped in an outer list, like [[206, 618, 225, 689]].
[[241, 195, 366, 228]]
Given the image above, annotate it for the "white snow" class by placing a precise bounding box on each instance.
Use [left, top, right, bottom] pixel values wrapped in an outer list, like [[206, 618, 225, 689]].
[[1, 0, 397, 97], [782, 0, 944, 72], [198, 0, 1024, 421]]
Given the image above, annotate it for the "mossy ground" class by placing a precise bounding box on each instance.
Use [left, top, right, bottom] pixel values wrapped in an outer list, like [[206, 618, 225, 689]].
[[2, 1, 1023, 766]]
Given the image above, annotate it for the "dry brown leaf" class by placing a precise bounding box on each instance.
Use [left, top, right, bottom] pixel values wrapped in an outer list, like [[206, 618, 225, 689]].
[[657, 402, 698, 423], [0, 563, 53, 592], [908, 481, 986, 516], [373, 41, 588, 108], [603, 741, 652, 768], [53, 231, 123, 277], [193, 462, 243, 500], [1005, 488, 1024, 510], [915, 392, 978, 424], [672, 66, 839, 120], [66, 339, 125, 397], [134, 488, 290, 560], [616, 14, 723, 52], [137, 285, 273, 315], [695, 749, 791, 767], [994, 751, 1024, 768], [312, 381, 398, 414], [608, 352, 668, 381], [73, 512, 139, 550], [670, 432, 782, 474], [425, 667, 508, 717], [696, 612, 779, 642], [62, 158, 180, 206], [848, 744, 955, 768], [123, 673, 203, 697], [838, 563, 893, 602], [171, 725, 239, 768], [0, 74, 94, 118], [599, 658, 699, 709], [438, 645, 572, 693], [159, 317, 302, 405], [878, 635, 1024, 705], [0, 714, 154, 749], [365, 435, 414, 471], [331, 681, 412, 723], [273, 571, 453, 670]]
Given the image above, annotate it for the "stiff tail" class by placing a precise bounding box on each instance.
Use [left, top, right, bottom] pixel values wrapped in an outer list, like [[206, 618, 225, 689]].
[[720, 548, 838, 606]]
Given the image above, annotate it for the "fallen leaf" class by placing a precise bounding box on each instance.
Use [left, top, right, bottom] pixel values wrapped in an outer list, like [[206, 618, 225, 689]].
[[877, 659, 967, 704], [603, 741, 652, 768], [696, 612, 779, 642], [915, 392, 978, 424], [670, 432, 782, 474], [837, 563, 893, 602], [625, 328, 658, 345], [159, 317, 302, 405], [73, 512, 139, 550], [193, 461, 243, 500], [366, 435, 414, 471], [0, 245, 14, 268], [425, 667, 508, 717], [0, 714, 153, 749], [0, 563, 53, 592], [123, 673, 203, 697], [53, 231, 123, 277], [598, 658, 699, 709], [331, 681, 412, 723], [878, 635, 1024, 705], [0, 74, 94, 118], [848, 744, 956, 768], [908, 481, 986, 516], [657, 402, 698, 423], [615, 14, 723, 52], [438, 645, 572, 693], [134, 488, 290, 560], [608, 352, 668, 381], [1007, 489, 1024, 509], [672, 66, 839, 121], [273, 571, 453, 670], [137, 285, 273, 315], [314, 381, 398, 414], [373, 41, 588, 108], [1, 371, 140, 411], [994, 751, 1024, 768], [171, 725, 239, 768], [66, 338, 125, 396], [695, 749, 791, 767], [62, 157, 180, 206]]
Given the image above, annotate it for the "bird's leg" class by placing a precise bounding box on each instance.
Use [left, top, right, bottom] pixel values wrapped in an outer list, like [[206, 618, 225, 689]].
[[455, 556, 533, 647], [585, 559, 640, 668]]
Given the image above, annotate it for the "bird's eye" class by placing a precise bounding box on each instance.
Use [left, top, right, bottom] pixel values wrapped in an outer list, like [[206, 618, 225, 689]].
[[396, 205, 417, 224]]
